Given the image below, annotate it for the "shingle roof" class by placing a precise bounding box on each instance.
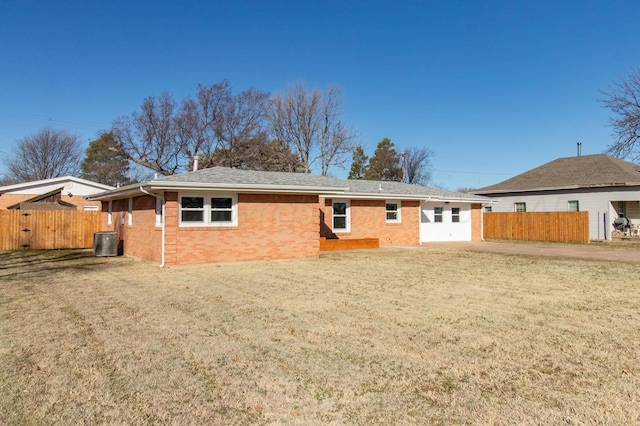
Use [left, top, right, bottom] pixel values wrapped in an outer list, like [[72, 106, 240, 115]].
[[90, 166, 489, 202], [474, 154, 640, 194], [153, 167, 483, 200], [153, 167, 347, 189]]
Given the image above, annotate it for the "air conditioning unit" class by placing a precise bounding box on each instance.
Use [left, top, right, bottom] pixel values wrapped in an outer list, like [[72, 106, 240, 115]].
[[94, 232, 118, 256]]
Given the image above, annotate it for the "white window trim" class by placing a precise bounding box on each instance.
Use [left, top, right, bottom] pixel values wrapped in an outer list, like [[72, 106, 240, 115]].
[[434, 206, 444, 223], [568, 200, 579, 212], [385, 200, 402, 223], [128, 198, 133, 225], [514, 202, 526, 213], [179, 192, 238, 227], [155, 197, 163, 227], [332, 199, 350, 233], [451, 207, 461, 223]]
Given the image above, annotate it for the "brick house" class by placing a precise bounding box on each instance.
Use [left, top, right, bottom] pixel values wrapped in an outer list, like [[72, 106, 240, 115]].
[[87, 167, 489, 265]]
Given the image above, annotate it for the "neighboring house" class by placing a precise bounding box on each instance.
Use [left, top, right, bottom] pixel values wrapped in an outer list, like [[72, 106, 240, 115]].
[[0, 176, 114, 210], [473, 154, 640, 240], [87, 167, 490, 265]]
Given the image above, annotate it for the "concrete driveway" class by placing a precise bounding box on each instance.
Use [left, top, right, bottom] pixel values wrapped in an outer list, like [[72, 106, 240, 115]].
[[425, 240, 640, 263]]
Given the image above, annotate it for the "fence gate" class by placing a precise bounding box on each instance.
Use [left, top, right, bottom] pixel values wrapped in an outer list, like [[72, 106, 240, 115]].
[[0, 210, 101, 250], [19, 211, 34, 249]]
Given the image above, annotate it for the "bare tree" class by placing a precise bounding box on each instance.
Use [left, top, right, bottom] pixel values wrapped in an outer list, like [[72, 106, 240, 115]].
[[112, 82, 272, 175], [268, 82, 356, 175], [318, 85, 357, 175], [403, 146, 433, 185], [175, 81, 230, 170], [212, 87, 270, 168], [599, 69, 640, 162], [4, 127, 82, 182], [112, 92, 183, 176]]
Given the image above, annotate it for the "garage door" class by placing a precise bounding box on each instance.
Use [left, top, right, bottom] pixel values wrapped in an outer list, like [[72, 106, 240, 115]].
[[420, 202, 472, 242]]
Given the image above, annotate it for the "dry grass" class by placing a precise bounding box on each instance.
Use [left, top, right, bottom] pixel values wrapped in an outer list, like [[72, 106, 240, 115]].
[[1, 247, 639, 425]]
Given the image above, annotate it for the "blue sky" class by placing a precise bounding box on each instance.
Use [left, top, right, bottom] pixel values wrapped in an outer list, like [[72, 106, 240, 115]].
[[1, 0, 639, 190]]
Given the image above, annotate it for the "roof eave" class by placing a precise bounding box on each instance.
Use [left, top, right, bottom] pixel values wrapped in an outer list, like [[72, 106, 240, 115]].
[[87, 182, 350, 201], [474, 182, 640, 195], [326, 191, 490, 203]]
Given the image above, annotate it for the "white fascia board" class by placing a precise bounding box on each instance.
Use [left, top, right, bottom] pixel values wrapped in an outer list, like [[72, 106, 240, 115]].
[[1, 176, 114, 194], [86, 187, 145, 201], [325, 192, 490, 203], [87, 182, 349, 200], [474, 182, 640, 195]]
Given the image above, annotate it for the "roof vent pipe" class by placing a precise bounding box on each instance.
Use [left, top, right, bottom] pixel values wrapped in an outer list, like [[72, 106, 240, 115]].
[[193, 155, 200, 171], [577, 142, 582, 157]]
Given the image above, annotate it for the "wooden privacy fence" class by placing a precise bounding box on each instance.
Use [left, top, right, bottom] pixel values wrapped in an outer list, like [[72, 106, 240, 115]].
[[0, 210, 102, 250], [484, 211, 590, 244]]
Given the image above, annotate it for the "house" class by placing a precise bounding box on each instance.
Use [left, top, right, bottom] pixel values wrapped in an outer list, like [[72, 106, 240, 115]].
[[86, 167, 490, 265], [473, 154, 640, 240], [0, 176, 114, 210]]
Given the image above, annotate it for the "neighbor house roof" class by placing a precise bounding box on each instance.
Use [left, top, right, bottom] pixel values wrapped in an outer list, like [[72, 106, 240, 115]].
[[0, 176, 114, 194], [7, 187, 76, 210], [473, 154, 640, 195], [87, 167, 489, 203]]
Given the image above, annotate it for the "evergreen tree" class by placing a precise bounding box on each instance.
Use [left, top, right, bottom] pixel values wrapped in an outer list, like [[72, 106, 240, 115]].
[[365, 138, 402, 181], [81, 132, 133, 186], [347, 145, 369, 179]]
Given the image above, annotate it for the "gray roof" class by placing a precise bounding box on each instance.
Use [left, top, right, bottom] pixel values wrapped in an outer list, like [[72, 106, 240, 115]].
[[89, 166, 489, 202], [152, 167, 347, 189], [474, 154, 640, 194]]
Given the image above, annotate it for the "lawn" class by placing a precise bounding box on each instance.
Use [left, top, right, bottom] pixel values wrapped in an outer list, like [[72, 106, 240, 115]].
[[1, 247, 639, 425]]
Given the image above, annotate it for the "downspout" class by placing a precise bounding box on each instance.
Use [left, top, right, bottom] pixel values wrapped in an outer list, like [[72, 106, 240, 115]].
[[140, 187, 166, 268]]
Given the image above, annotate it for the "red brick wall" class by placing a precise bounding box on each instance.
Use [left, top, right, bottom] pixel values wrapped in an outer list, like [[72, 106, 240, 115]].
[[101, 195, 162, 263], [171, 193, 320, 265], [319, 197, 420, 246], [103, 192, 321, 265]]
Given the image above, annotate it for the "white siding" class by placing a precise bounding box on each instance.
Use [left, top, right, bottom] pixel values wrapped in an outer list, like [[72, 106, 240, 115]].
[[420, 202, 472, 242], [487, 187, 640, 240]]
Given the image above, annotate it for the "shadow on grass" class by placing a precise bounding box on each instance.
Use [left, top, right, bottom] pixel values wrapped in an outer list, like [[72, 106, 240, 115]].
[[0, 250, 119, 280]]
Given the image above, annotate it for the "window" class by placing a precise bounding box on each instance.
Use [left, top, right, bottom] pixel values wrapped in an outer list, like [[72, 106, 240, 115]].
[[179, 194, 237, 226], [155, 197, 163, 227], [452, 207, 460, 223], [514, 202, 526, 212], [181, 196, 204, 222], [108, 201, 113, 225], [83, 205, 99, 211], [332, 200, 350, 232], [568, 200, 579, 212], [385, 200, 401, 223], [484, 206, 492, 212], [434, 207, 443, 223], [128, 198, 133, 225], [211, 197, 233, 222]]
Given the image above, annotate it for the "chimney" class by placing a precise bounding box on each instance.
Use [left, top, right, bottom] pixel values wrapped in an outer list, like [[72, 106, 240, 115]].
[[193, 155, 200, 171], [577, 142, 582, 157]]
